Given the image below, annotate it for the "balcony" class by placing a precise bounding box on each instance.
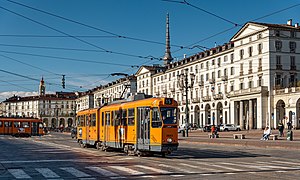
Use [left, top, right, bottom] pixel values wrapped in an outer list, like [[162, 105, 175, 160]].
[[274, 87, 300, 95], [248, 68, 253, 74], [192, 98, 200, 103], [226, 86, 268, 98], [198, 80, 204, 86], [162, 89, 167, 94], [170, 87, 175, 92], [290, 65, 297, 70], [240, 71, 244, 76], [213, 93, 223, 100], [208, 79, 215, 84], [202, 96, 211, 102], [276, 64, 282, 70], [258, 66, 262, 72], [221, 75, 228, 81]]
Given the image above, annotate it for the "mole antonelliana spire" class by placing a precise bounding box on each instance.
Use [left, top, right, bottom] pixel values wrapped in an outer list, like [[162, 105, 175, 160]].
[[163, 13, 173, 66]]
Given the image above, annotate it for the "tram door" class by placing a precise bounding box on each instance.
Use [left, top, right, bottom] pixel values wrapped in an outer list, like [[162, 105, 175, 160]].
[[32, 122, 38, 136], [137, 107, 150, 150], [86, 115, 90, 144], [4, 121, 12, 135], [104, 111, 110, 146]]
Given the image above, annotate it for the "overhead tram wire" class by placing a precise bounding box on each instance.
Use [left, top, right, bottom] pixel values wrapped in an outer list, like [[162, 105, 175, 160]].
[[0, 79, 35, 91], [0, 50, 138, 68], [5, 0, 188, 50], [0, 5, 161, 61], [0, 54, 61, 76]]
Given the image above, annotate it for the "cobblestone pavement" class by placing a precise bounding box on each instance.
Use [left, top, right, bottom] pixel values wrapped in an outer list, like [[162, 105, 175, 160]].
[[179, 129, 300, 150]]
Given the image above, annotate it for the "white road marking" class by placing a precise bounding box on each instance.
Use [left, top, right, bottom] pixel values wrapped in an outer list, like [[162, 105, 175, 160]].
[[159, 164, 197, 173], [208, 164, 244, 172], [134, 165, 171, 174], [86, 166, 125, 179], [35, 168, 60, 178], [195, 162, 223, 172], [8, 169, 31, 179], [109, 166, 145, 175], [60, 167, 91, 177], [272, 161, 300, 166], [218, 162, 265, 170]]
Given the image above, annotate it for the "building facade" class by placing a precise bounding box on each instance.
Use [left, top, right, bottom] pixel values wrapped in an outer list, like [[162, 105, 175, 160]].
[[136, 20, 300, 130], [1, 79, 77, 128]]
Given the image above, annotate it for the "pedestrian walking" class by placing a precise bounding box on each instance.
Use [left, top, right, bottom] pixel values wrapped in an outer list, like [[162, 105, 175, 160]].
[[278, 122, 284, 137], [211, 125, 216, 138]]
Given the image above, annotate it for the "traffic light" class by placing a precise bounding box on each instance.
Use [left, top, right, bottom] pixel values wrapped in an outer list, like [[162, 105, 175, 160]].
[[62, 75, 65, 89]]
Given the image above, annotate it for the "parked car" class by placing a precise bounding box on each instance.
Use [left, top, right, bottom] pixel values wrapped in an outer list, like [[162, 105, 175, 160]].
[[220, 124, 241, 131], [203, 125, 212, 132]]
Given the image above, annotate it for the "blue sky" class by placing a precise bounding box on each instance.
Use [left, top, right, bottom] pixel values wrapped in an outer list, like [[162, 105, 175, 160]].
[[0, 0, 299, 101]]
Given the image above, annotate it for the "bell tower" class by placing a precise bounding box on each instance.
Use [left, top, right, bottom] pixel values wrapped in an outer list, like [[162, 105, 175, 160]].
[[39, 77, 46, 96]]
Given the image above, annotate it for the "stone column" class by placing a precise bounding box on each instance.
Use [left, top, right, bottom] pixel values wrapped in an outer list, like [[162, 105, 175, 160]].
[[249, 100, 253, 129], [240, 101, 244, 130]]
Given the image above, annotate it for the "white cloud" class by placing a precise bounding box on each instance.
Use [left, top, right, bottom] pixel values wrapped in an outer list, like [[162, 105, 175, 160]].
[[0, 91, 39, 102]]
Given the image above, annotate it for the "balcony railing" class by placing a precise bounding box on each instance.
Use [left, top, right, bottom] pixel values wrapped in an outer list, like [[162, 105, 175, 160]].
[[290, 65, 297, 70], [213, 93, 223, 100], [208, 79, 215, 84], [199, 80, 204, 86], [202, 96, 211, 102], [221, 75, 228, 81], [240, 71, 244, 76], [192, 98, 200, 103], [248, 68, 253, 74], [258, 66, 262, 72], [170, 87, 175, 92], [276, 64, 282, 70], [226, 86, 268, 98]]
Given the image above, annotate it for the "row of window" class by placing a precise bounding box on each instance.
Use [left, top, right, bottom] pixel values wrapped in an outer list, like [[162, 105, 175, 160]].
[[275, 41, 297, 53]]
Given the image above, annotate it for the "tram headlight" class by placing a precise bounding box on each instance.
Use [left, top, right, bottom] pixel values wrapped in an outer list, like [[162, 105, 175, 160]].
[[167, 138, 173, 143]]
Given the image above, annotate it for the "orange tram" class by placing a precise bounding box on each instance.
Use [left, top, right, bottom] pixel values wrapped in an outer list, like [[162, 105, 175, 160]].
[[77, 97, 178, 157], [0, 117, 44, 137]]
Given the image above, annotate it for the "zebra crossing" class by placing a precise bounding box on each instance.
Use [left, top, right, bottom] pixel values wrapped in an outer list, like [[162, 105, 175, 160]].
[[4, 160, 300, 179]]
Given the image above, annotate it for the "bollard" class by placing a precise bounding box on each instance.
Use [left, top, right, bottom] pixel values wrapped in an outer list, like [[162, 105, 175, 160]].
[[182, 130, 185, 137]]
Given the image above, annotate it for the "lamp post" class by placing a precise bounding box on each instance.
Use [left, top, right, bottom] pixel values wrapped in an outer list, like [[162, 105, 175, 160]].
[[177, 68, 195, 137]]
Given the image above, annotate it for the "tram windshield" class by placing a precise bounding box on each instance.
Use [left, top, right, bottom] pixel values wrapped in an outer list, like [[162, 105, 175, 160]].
[[160, 107, 177, 124]]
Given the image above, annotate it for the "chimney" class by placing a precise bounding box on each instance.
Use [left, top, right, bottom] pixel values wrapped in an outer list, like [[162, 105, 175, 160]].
[[287, 19, 292, 26], [183, 54, 187, 58], [295, 23, 299, 28]]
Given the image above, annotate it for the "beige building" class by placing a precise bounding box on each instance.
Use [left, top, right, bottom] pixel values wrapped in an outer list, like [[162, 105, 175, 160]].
[[1, 78, 77, 128], [136, 19, 300, 130]]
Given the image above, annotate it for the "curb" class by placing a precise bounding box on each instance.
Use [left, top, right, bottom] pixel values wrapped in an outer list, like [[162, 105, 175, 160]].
[[179, 139, 300, 150]]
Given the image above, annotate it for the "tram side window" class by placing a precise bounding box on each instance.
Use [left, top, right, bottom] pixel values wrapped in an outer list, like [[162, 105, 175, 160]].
[[128, 108, 135, 126], [113, 110, 120, 126], [101, 112, 104, 126], [86, 115, 90, 126], [105, 112, 110, 126], [14, 122, 21, 127], [22, 122, 30, 128], [80, 115, 85, 127], [91, 113, 96, 127], [152, 107, 162, 128], [0, 121, 2, 127], [121, 109, 127, 126], [4, 121, 12, 127]]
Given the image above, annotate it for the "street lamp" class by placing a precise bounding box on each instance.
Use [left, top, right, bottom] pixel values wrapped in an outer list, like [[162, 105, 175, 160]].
[[177, 68, 195, 137]]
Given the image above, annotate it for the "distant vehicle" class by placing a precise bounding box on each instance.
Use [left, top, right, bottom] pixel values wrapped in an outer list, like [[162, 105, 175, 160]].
[[203, 125, 211, 132], [220, 124, 241, 131]]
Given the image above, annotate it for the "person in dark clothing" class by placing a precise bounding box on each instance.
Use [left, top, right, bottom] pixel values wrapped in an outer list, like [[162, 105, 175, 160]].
[[287, 121, 292, 130], [278, 122, 284, 137]]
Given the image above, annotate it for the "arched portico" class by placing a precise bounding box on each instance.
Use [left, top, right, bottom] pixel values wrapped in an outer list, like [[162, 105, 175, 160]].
[[216, 102, 223, 125], [194, 105, 200, 127]]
